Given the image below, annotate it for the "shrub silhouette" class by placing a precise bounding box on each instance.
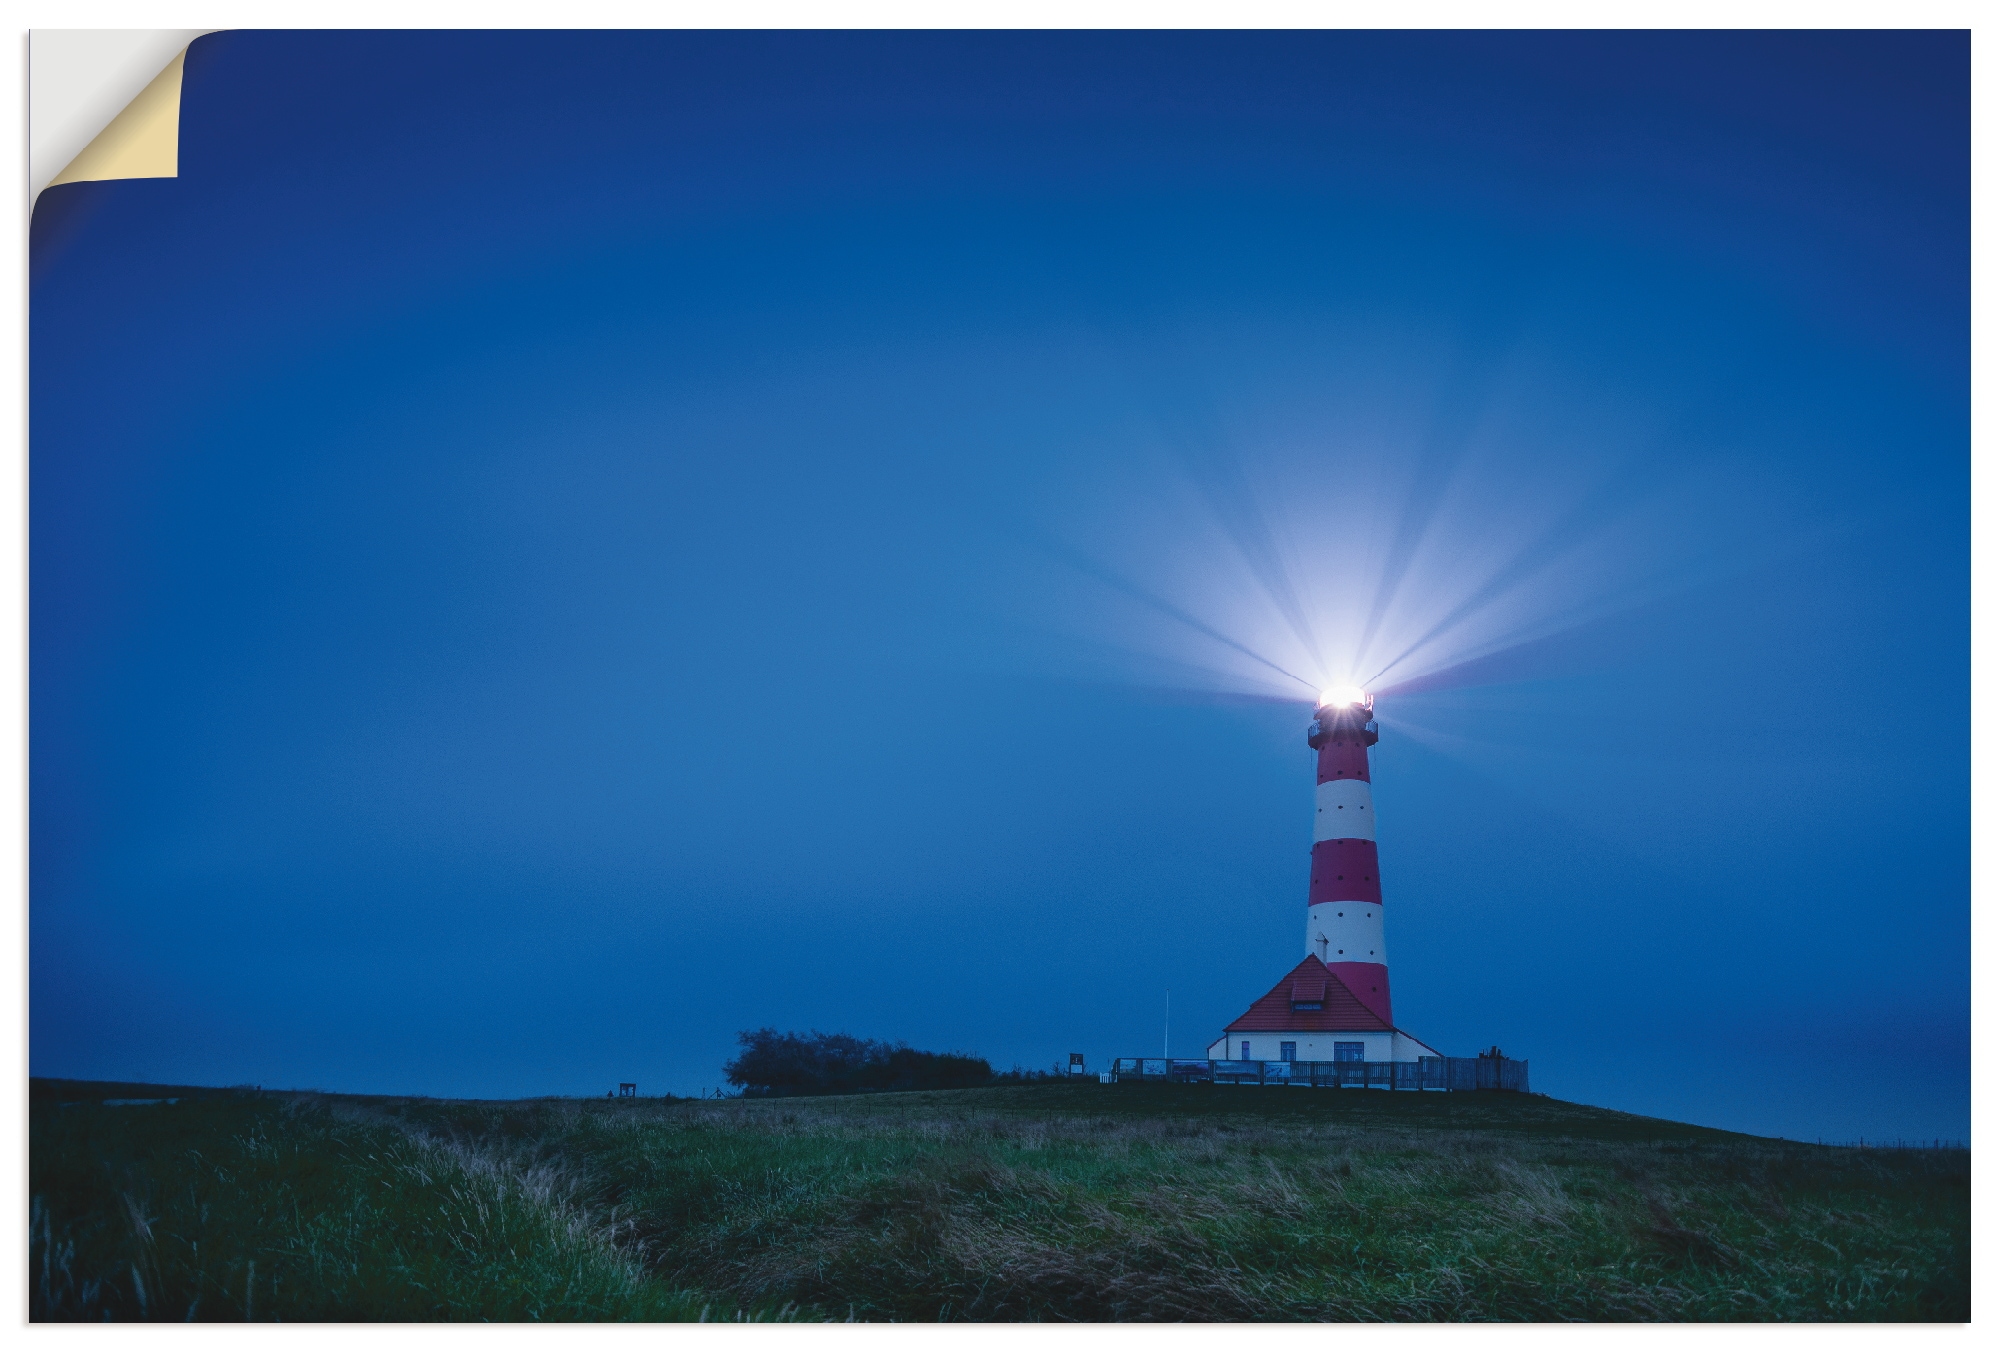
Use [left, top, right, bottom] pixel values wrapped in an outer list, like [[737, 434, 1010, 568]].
[[724, 1029, 992, 1096]]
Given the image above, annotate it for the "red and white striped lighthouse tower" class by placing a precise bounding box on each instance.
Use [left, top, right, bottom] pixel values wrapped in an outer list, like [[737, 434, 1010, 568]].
[[1207, 686, 1437, 1064], [1306, 689, 1392, 1023]]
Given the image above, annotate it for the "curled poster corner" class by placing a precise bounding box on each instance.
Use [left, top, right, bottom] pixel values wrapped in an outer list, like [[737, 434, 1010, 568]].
[[32, 30, 217, 199]]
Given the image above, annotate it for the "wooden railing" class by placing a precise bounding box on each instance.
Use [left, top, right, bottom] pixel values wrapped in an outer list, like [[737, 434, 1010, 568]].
[[1107, 1056, 1529, 1092]]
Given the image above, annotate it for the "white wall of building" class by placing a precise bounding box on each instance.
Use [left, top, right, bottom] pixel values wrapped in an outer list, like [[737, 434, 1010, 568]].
[[1391, 1030, 1441, 1060], [1205, 1031, 1398, 1062]]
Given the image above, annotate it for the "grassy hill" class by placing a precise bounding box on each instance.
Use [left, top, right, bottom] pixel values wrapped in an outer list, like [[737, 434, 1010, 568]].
[[30, 1079, 1968, 1321]]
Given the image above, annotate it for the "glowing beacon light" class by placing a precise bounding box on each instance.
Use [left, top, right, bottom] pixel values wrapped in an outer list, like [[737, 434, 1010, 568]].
[[1319, 685, 1369, 709]]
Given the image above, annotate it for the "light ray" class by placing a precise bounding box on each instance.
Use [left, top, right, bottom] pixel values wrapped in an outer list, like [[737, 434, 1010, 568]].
[[1034, 331, 1810, 720]]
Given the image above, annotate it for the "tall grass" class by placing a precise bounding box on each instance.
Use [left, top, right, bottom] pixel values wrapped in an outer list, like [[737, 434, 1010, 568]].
[[33, 1084, 1968, 1321], [30, 1097, 723, 1320]]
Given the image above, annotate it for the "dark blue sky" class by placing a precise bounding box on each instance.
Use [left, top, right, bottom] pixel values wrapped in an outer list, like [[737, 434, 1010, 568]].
[[33, 31, 1966, 1140]]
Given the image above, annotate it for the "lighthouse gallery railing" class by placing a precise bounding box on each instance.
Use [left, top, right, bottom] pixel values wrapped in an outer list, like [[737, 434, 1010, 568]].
[[1108, 1056, 1529, 1092]]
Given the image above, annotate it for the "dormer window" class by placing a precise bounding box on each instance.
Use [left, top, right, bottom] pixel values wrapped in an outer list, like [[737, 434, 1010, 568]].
[[1291, 1000, 1323, 1012]]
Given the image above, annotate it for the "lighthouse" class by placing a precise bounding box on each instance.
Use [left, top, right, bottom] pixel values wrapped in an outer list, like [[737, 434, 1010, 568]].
[[1306, 688, 1392, 1021], [1207, 688, 1439, 1064]]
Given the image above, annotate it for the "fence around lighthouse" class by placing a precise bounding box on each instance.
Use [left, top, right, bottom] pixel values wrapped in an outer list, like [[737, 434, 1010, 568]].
[[1107, 1056, 1529, 1092]]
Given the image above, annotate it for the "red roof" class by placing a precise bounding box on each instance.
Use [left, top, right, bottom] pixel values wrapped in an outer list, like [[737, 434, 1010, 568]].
[[1224, 956, 1392, 1033]]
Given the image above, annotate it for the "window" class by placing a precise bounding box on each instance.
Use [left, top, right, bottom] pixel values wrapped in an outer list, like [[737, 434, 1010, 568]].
[[1334, 1042, 1364, 1062], [1292, 1000, 1322, 1011], [1280, 1042, 1297, 1062], [1240, 1041, 1251, 1060]]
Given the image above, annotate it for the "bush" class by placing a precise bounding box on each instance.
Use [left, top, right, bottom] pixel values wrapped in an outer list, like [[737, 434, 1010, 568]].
[[990, 1065, 1067, 1084], [723, 1029, 992, 1097]]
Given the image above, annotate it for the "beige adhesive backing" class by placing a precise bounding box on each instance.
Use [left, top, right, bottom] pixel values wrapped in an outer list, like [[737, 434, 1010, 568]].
[[48, 48, 188, 188]]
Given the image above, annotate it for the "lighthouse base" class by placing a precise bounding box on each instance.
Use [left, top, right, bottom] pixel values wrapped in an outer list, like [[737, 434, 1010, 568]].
[[1209, 955, 1439, 1064], [1205, 1029, 1440, 1062], [1326, 960, 1392, 1025]]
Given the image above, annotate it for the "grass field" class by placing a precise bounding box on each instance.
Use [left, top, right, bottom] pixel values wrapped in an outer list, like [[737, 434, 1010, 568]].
[[30, 1079, 1969, 1322]]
